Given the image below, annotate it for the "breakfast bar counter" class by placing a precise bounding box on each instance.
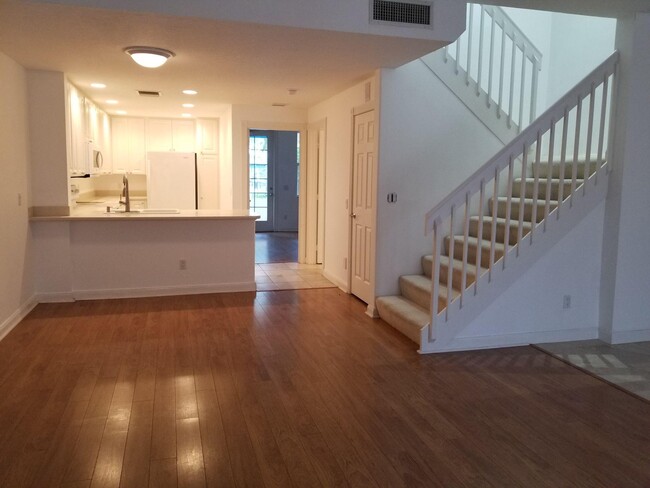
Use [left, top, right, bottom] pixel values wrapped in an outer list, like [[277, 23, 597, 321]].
[[30, 208, 259, 302]]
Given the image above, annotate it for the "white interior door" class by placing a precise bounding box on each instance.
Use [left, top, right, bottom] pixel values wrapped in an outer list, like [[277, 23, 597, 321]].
[[350, 109, 376, 304]]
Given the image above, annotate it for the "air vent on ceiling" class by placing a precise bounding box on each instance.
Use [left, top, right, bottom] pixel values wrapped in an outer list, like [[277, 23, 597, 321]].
[[371, 0, 432, 27], [272, 103, 287, 107], [137, 90, 161, 97]]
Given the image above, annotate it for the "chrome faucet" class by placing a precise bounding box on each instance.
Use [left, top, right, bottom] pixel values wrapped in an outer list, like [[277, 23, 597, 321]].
[[119, 174, 131, 212]]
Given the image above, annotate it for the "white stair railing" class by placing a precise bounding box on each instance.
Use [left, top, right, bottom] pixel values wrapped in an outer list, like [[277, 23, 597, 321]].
[[422, 51, 619, 350], [425, 4, 542, 140]]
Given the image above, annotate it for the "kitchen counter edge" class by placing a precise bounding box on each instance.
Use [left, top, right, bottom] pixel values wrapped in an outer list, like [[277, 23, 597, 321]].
[[30, 210, 260, 222]]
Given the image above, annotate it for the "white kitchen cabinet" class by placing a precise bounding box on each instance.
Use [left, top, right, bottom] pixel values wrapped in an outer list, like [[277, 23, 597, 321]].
[[197, 118, 219, 155], [112, 117, 146, 174], [197, 154, 219, 209], [98, 111, 112, 174], [67, 83, 88, 177], [196, 119, 220, 209], [145, 118, 195, 152]]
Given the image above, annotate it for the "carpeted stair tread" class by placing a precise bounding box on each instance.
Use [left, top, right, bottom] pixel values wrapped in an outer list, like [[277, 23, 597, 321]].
[[512, 177, 585, 200], [469, 216, 533, 245], [400, 274, 461, 311], [533, 160, 603, 179], [375, 295, 429, 344], [422, 254, 486, 288], [493, 197, 558, 223]]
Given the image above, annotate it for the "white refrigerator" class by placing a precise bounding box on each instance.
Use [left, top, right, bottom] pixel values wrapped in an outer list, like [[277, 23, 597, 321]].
[[146, 152, 198, 209]]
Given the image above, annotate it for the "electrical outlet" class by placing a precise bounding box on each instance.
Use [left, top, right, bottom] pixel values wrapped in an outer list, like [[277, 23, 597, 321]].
[[17, 193, 22, 206], [179, 259, 187, 270], [344, 257, 348, 270], [563, 295, 571, 309]]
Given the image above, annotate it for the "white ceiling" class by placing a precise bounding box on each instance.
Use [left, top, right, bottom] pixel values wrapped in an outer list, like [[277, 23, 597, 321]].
[[479, 0, 650, 17], [0, 0, 447, 118]]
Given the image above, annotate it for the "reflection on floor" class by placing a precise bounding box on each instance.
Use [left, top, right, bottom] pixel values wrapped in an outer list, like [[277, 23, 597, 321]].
[[256, 262, 336, 291], [255, 232, 298, 263], [536, 339, 650, 401]]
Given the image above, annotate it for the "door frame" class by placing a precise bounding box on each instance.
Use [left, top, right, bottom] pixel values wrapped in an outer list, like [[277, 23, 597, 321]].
[[305, 119, 327, 264], [348, 102, 379, 317], [248, 130, 276, 232], [241, 121, 308, 258]]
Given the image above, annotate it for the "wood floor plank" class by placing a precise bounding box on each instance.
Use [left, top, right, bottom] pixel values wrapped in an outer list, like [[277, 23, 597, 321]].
[[195, 388, 235, 488], [0, 289, 647, 488], [119, 400, 154, 488], [176, 417, 206, 488]]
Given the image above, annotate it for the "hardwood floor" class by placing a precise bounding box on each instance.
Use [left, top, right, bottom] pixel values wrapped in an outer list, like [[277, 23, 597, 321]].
[[1, 288, 649, 487], [255, 232, 298, 263]]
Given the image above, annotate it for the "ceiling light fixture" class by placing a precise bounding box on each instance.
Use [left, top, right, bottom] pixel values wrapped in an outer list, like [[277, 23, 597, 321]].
[[91, 83, 106, 89], [124, 46, 175, 68], [182, 89, 198, 95], [182, 103, 194, 108], [106, 100, 119, 105], [181, 113, 192, 118], [115, 110, 128, 115]]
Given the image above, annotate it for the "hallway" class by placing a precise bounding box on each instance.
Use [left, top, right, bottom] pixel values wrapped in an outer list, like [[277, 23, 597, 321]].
[[255, 232, 335, 291]]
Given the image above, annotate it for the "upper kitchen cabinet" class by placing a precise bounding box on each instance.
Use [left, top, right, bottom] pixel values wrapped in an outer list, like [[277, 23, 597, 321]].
[[66, 81, 112, 176], [146, 119, 195, 153], [197, 118, 219, 155], [66, 83, 88, 177], [112, 118, 146, 174]]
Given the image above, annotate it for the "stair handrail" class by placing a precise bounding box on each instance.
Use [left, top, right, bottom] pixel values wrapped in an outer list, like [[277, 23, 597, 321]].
[[440, 4, 543, 131], [423, 50, 618, 346], [425, 51, 619, 235]]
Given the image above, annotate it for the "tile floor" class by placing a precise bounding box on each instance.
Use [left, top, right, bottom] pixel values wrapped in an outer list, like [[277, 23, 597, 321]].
[[255, 262, 336, 291], [536, 339, 650, 401]]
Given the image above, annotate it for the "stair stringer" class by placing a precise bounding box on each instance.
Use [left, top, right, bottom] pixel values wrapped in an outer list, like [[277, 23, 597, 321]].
[[419, 171, 609, 354], [420, 51, 520, 146]]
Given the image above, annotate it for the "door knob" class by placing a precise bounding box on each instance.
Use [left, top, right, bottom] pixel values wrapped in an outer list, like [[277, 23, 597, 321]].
[[351, 213, 357, 219]]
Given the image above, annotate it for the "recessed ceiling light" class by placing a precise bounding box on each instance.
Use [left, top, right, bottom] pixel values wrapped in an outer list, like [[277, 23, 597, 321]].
[[106, 100, 119, 105], [181, 113, 192, 118], [90, 83, 106, 89], [182, 103, 194, 108], [124, 46, 175, 69], [115, 110, 128, 115], [182, 89, 198, 95]]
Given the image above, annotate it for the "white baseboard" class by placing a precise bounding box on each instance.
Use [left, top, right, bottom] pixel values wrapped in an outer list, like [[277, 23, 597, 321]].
[[606, 328, 650, 344], [0, 296, 38, 341], [72, 281, 257, 300], [35, 292, 75, 303], [419, 327, 599, 354], [322, 269, 349, 293]]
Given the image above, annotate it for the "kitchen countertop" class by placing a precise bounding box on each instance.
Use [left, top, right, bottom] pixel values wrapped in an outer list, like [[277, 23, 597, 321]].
[[31, 204, 259, 222]]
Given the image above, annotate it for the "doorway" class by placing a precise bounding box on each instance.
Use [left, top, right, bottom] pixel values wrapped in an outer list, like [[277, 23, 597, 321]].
[[249, 130, 300, 235]]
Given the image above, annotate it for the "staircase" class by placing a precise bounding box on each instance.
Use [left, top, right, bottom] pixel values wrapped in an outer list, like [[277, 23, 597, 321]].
[[377, 159, 596, 345], [376, 50, 619, 353]]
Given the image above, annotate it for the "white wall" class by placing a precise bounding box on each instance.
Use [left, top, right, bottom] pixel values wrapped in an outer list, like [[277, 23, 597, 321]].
[[308, 76, 376, 290], [453, 202, 605, 349], [0, 51, 35, 334], [376, 61, 503, 297], [27, 70, 69, 209], [502, 8, 616, 115], [600, 13, 650, 343], [230, 105, 307, 210]]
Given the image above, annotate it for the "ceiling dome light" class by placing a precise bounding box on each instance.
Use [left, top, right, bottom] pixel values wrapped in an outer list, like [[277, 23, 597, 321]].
[[90, 83, 106, 89], [182, 89, 198, 95], [124, 46, 175, 68]]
